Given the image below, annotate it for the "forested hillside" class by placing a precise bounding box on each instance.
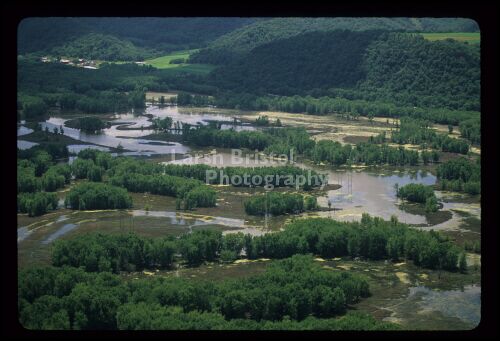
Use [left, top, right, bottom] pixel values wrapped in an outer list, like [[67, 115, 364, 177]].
[[207, 31, 480, 111], [18, 17, 257, 56], [208, 30, 383, 94], [190, 17, 479, 64], [50, 33, 158, 61], [360, 33, 480, 110]]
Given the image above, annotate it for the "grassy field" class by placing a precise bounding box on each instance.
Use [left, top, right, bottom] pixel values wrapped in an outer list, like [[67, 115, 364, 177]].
[[143, 49, 215, 75], [418, 32, 480, 44]]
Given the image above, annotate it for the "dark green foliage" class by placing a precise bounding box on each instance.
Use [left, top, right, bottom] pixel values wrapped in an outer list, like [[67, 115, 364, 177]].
[[216, 92, 479, 126], [19, 255, 398, 330], [22, 96, 48, 119], [17, 161, 39, 193], [41, 168, 66, 191], [19, 17, 255, 55], [18, 142, 69, 161], [178, 230, 222, 266], [182, 125, 272, 151], [390, 117, 469, 154], [64, 182, 132, 210], [151, 117, 173, 131], [361, 33, 479, 111], [17, 192, 59, 216], [436, 157, 481, 194], [52, 233, 176, 272], [163, 163, 324, 190], [18, 60, 147, 114], [458, 253, 467, 273], [209, 30, 382, 95], [244, 192, 311, 216], [67, 117, 109, 133], [51, 33, 157, 61], [252, 215, 460, 270], [425, 196, 439, 213], [206, 31, 479, 111], [254, 115, 270, 126], [459, 118, 481, 145], [192, 17, 478, 64], [397, 183, 436, 204]]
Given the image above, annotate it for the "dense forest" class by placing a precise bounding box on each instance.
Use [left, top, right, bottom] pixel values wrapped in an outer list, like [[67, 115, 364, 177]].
[[191, 17, 478, 64], [208, 30, 383, 94], [18, 17, 257, 57], [50, 33, 158, 61], [19, 255, 399, 330], [206, 31, 479, 111]]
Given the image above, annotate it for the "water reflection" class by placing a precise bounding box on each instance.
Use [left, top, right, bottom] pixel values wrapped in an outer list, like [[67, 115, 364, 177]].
[[42, 223, 78, 244], [407, 284, 480, 327], [17, 126, 33, 136], [17, 140, 39, 150], [40, 117, 190, 155]]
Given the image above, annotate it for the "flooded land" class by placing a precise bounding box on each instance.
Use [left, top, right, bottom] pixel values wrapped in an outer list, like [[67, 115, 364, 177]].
[[17, 103, 481, 330]]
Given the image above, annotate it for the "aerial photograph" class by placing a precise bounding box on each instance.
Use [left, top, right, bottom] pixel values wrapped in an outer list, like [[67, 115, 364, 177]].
[[14, 16, 484, 331]]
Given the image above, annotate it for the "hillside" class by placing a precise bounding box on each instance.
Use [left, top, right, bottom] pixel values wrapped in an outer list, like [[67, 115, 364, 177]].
[[190, 17, 479, 64], [207, 31, 480, 110], [50, 33, 157, 61], [209, 30, 384, 94], [17, 17, 257, 55]]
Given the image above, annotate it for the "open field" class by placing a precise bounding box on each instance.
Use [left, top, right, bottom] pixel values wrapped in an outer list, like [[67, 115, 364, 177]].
[[144, 49, 197, 68], [418, 32, 480, 44]]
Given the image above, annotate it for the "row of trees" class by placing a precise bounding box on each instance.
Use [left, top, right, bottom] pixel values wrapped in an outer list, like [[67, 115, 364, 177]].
[[50, 214, 466, 272], [244, 192, 317, 216], [52, 233, 176, 272], [163, 163, 325, 190], [182, 126, 431, 167], [245, 215, 464, 270], [214, 91, 479, 126], [18, 255, 396, 330], [182, 125, 273, 151]]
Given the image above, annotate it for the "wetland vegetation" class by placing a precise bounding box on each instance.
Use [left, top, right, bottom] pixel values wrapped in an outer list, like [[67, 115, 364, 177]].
[[16, 17, 481, 331]]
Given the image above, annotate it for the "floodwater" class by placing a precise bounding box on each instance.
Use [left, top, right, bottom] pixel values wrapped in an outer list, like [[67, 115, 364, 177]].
[[17, 140, 39, 150], [18, 105, 256, 156], [16, 105, 481, 330], [42, 223, 78, 244], [166, 150, 438, 225], [39, 116, 190, 155], [405, 284, 480, 327], [130, 209, 264, 235], [17, 125, 33, 136]]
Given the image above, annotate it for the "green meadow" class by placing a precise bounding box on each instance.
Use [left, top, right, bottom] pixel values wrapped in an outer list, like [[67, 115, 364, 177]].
[[419, 32, 480, 44]]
